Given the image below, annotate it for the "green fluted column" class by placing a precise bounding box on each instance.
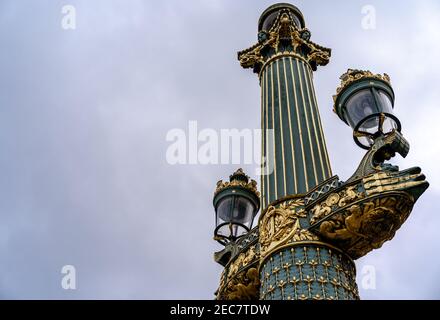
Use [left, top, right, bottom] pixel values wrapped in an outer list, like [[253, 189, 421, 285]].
[[237, 3, 359, 301], [260, 55, 332, 209]]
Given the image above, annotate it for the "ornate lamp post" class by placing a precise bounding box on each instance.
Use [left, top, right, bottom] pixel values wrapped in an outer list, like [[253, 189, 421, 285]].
[[213, 3, 429, 300]]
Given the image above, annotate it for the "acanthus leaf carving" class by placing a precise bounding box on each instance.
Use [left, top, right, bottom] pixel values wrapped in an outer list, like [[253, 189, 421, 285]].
[[260, 199, 318, 260], [313, 193, 414, 259]]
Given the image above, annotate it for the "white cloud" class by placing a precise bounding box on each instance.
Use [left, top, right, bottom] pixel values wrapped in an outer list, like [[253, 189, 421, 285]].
[[0, 0, 438, 299]]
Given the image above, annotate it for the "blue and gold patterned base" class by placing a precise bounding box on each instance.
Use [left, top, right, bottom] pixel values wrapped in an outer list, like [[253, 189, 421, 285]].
[[260, 242, 359, 300]]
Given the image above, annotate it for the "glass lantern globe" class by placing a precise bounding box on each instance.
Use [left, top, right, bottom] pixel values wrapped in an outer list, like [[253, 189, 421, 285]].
[[334, 70, 401, 149], [213, 169, 260, 245]]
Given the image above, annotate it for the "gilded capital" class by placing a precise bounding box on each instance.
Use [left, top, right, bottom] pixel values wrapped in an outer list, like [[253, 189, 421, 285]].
[[237, 4, 331, 73]]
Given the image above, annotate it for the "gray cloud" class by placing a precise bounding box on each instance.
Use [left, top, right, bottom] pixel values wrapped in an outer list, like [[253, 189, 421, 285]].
[[0, 0, 438, 299]]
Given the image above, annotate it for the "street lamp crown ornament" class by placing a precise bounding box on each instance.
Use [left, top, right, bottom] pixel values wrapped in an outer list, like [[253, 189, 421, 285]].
[[214, 168, 260, 197], [333, 69, 391, 100], [213, 2, 429, 301]]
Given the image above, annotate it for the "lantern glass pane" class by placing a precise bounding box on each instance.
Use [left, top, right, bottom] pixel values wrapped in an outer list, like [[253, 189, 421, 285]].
[[232, 197, 255, 227], [215, 195, 256, 239], [382, 116, 398, 133], [378, 90, 393, 114], [359, 116, 379, 132], [345, 89, 377, 129], [216, 197, 233, 223], [231, 224, 248, 239]]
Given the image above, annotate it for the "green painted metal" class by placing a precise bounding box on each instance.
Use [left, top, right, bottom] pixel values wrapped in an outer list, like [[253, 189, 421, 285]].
[[215, 3, 428, 302], [261, 56, 332, 209], [260, 243, 358, 300]]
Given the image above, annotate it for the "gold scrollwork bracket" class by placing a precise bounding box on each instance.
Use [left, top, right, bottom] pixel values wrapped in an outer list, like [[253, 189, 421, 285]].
[[309, 190, 415, 259], [216, 243, 260, 300], [218, 267, 260, 300]]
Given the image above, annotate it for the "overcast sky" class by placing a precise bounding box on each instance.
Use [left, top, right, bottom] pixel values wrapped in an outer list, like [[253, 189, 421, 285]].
[[0, 0, 439, 299]]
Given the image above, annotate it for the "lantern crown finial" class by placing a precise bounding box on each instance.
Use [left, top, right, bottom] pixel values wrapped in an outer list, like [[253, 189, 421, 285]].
[[215, 169, 260, 198], [229, 168, 249, 182], [333, 69, 392, 110]]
